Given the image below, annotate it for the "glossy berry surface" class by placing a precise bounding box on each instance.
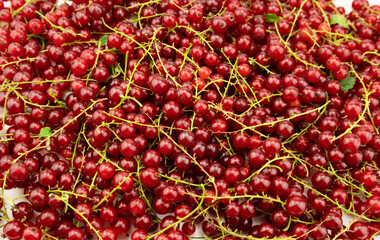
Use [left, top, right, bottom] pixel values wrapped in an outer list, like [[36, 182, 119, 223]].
[[0, 0, 380, 239]]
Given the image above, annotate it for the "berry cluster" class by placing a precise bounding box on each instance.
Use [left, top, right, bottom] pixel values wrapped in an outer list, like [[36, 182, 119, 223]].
[[0, 0, 380, 239]]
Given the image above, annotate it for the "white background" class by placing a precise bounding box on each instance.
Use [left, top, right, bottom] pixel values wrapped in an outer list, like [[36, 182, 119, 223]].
[[1, 0, 379, 239]]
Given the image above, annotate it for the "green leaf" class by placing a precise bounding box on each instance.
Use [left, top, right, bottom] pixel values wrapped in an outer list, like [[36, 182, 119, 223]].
[[330, 14, 349, 28], [265, 14, 280, 23], [339, 74, 356, 92], [98, 35, 108, 46], [38, 127, 52, 138]]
